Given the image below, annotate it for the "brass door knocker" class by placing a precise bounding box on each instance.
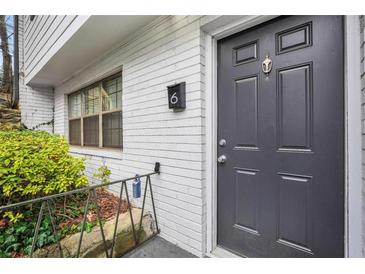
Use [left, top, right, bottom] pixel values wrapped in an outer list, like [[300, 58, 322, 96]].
[[262, 54, 273, 75]]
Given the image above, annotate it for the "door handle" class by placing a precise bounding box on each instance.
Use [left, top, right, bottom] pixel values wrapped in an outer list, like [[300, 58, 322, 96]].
[[217, 155, 227, 164]]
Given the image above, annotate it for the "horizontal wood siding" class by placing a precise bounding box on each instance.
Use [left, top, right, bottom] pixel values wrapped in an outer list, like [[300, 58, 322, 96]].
[[54, 16, 207, 256], [19, 16, 54, 132]]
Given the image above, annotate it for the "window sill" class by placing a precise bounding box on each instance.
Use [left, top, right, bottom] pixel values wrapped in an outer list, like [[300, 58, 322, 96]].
[[70, 145, 123, 160]]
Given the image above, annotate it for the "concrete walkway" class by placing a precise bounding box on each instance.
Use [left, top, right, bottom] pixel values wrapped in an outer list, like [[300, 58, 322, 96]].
[[123, 236, 197, 258]]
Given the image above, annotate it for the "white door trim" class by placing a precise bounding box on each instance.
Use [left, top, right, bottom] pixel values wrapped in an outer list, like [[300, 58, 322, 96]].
[[344, 15, 362, 258], [203, 15, 363, 257]]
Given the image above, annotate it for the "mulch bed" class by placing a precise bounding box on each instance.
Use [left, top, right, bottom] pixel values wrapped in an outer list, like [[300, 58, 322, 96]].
[[94, 188, 130, 220], [58, 188, 130, 229], [1, 188, 130, 230], [0, 218, 8, 229]]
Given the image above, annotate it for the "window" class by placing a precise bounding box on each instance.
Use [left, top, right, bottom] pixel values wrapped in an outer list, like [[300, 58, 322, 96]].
[[103, 112, 123, 148], [83, 115, 99, 146], [68, 72, 123, 148], [69, 119, 81, 145]]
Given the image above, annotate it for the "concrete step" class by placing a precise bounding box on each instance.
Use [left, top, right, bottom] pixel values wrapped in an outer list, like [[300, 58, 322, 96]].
[[122, 236, 197, 258]]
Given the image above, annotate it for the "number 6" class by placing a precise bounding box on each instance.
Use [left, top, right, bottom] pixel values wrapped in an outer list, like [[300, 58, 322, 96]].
[[170, 92, 178, 104]]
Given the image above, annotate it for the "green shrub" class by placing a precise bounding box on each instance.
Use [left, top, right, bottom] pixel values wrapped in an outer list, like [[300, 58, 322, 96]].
[[93, 165, 111, 184], [0, 130, 88, 204], [0, 210, 58, 258]]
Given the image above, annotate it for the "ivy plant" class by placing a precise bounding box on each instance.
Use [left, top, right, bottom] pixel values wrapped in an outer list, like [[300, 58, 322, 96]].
[[0, 210, 58, 257]]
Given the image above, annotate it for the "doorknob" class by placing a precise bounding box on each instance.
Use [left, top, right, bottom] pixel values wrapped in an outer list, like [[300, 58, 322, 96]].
[[217, 155, 227, 164]]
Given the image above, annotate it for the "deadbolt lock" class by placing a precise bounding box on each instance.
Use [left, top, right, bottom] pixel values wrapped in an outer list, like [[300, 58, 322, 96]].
[[219, 139, 227, 147]]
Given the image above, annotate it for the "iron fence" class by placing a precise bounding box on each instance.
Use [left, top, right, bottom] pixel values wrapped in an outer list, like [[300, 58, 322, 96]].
[[0, 162, 161, 258]]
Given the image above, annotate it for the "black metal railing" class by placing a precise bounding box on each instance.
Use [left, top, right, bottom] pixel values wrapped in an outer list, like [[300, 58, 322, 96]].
[[0, 162, 161, 258]]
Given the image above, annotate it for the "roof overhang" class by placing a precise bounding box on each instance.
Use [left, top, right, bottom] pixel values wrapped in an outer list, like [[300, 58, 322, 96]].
[[27, 15, 158, 88]]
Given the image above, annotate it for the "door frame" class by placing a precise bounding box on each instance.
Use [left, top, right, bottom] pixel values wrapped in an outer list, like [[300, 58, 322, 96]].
[[203, 15, 363, 257]]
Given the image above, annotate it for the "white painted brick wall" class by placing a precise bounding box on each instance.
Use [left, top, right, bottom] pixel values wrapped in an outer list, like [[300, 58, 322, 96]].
[[53, 16, 207, 256], [19, 16, 54, 132], [361, 15, 365, 257]]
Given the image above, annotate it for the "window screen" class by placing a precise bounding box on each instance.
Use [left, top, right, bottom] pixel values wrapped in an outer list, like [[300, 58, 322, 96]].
[[103, 111, 122, 148], [83, 115, 99, 146], [69, 119, 81, 145]]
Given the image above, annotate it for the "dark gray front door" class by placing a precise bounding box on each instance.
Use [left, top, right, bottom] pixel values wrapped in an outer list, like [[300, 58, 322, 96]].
[[217, 16, 344, 258]]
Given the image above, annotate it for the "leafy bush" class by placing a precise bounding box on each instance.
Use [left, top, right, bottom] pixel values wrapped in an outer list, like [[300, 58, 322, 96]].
[[0, 130, 88, 203], [93, 165, 111, 184], [0, 130, 90, 257], [0, 210, 58, 258]]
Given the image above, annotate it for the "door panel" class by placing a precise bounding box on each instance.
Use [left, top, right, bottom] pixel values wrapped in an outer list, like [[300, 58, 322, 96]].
[[277, 63, 312, 151], [234, 76, 259, 148], [217, 16, 344, 258], [234, 168, 260, 234], [277, 173, 313, 253]]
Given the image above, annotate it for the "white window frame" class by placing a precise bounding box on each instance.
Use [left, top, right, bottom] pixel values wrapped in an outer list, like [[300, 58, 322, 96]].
[[68, 72, 123, 149]]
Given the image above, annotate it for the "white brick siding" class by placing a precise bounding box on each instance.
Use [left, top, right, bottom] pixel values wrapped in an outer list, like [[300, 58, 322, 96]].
[[53, 16, 207, 256], [361, 15, 365, 257], [18, 16, 54, 132]]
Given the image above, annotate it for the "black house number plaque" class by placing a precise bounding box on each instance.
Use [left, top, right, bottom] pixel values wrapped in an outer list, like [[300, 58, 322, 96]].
[[167, 82, 186, 110]]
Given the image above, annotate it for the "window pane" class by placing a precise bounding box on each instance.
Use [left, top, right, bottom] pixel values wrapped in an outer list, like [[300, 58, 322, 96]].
[[103, 111, 122, 148], [102, 75, 122, 111], [116, 77, 122, 90], [69, 93, 81, 118], [69, 119, 81, 145], [116, 93, 121, 109], [84, 86, 100, 115], [83, 115, 99, 146], [108, 93, 117, 110]]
